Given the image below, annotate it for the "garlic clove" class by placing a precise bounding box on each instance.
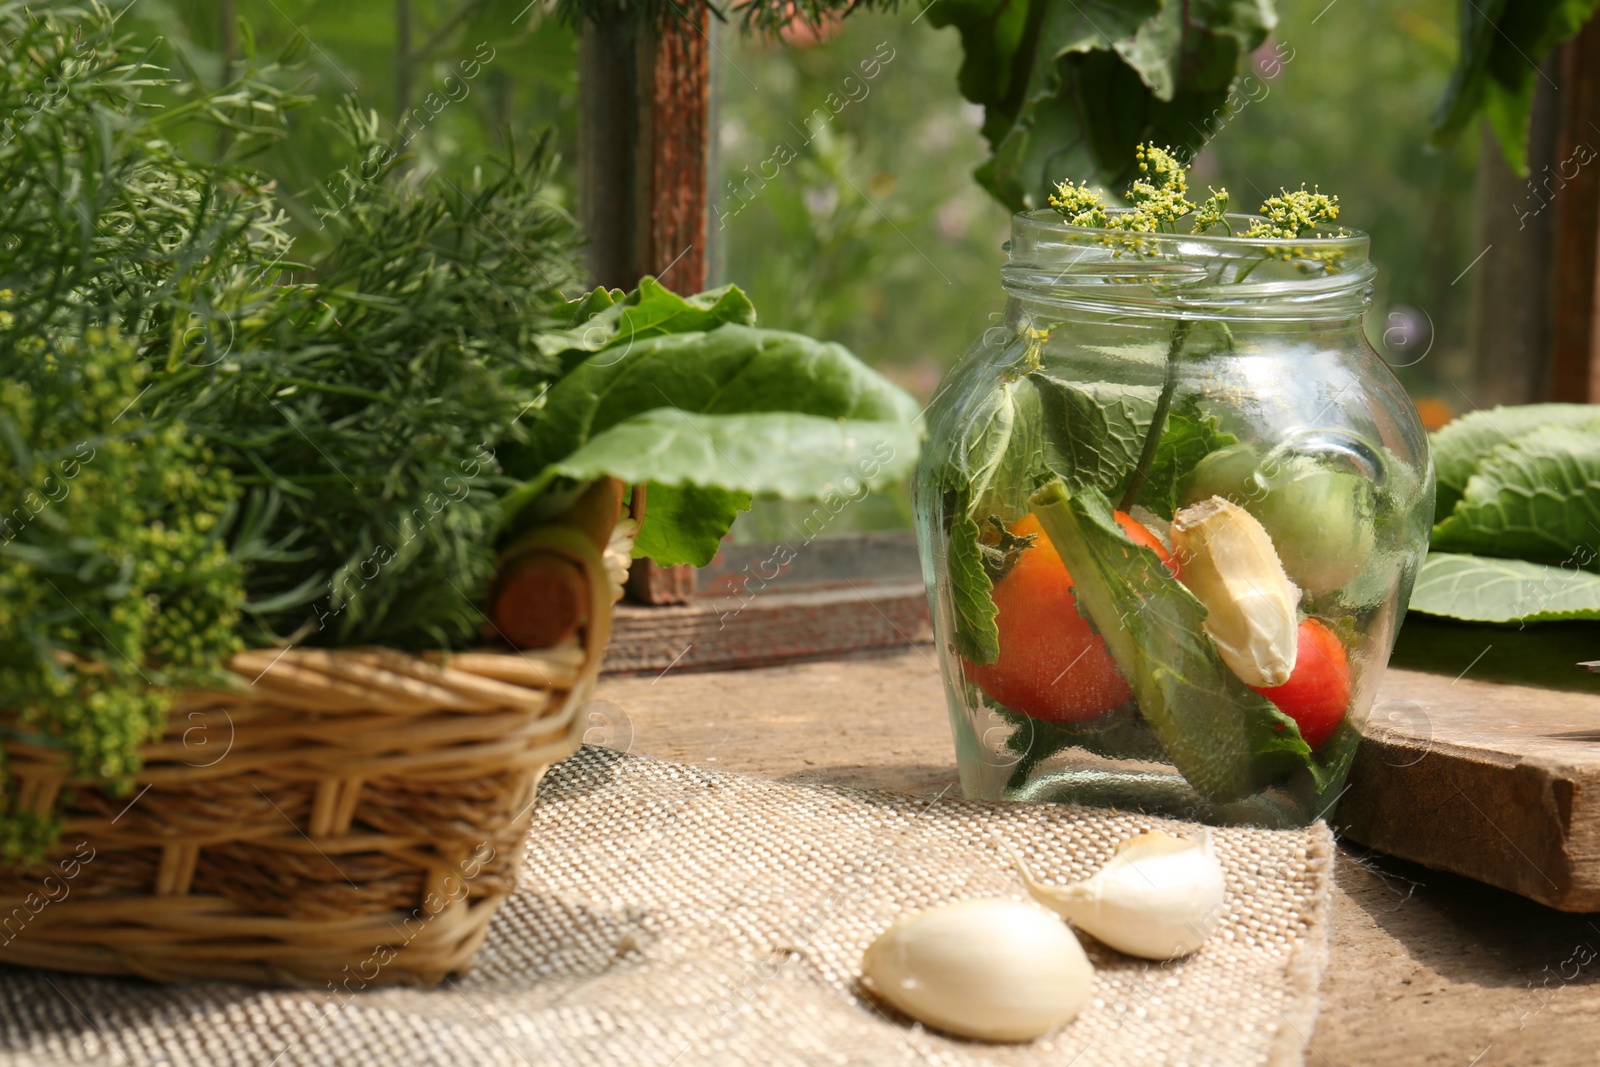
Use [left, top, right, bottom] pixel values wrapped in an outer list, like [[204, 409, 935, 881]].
[[861, 898, 1094, 1042], [1017, 831, 1227, 961], [1170, 496, 1300, 688]]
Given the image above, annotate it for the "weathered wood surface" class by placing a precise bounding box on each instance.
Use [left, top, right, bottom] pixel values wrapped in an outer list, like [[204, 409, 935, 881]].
[[607, 582, 931, 674], [595, 650, 1600, 1065], [1340, 665, 1600, 912]]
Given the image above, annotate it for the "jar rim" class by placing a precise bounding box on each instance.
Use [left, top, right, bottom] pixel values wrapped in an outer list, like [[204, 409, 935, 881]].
[[1002, 209, 1375, 323]]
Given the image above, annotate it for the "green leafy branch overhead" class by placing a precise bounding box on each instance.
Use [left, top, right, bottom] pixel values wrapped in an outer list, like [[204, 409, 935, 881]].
[[926, 0, 1274, 209], [1431, 0, 1600, 175]]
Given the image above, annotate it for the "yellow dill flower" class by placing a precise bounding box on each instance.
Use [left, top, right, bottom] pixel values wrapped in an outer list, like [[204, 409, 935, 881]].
[[1047, 180, 1108, 228]]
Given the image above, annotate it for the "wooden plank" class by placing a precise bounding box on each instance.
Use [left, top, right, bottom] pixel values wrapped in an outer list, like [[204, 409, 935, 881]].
[[643, 10, 710, 294], [575, 13, 710, 303], [1340, 664, 1600, 912], [603, 582, 932, 674], [1468, 68, 1560, 406], [576, 21, 640, 290], [697, 531, 922, 597], [1550, 17, 1600, 402], [577, 13, 712, 603]]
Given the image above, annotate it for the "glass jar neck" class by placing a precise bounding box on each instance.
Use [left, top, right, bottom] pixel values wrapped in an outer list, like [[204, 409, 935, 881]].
[[1002, 295, 1370, 338], [1002, 210, 1375, 325]]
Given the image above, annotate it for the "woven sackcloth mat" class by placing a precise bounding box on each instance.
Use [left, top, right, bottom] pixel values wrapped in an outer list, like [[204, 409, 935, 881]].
[[0, 746, 1335, 1066]]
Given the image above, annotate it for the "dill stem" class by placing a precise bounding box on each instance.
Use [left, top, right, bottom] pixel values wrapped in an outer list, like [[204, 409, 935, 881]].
[[1119, 319, 1190, 510]]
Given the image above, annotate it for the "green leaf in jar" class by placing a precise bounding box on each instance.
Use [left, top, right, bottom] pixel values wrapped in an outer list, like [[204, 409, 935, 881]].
[[1028, 479, 1314, 805], [948, 509, 1001, 664], [996, 701, 1169, 792], [1134, 396, 1237, 519], [936, 376, 1052, 663], [1408, 551, 1600, 624], [1026, 372, 1158, 494], [1431, 424, 1600, 565]]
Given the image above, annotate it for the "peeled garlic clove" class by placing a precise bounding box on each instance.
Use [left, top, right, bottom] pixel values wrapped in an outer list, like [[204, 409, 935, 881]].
[[861, 899, 1093, 1042], [1170, 496, 1300, 687], [1018, 831, 1226, 961]]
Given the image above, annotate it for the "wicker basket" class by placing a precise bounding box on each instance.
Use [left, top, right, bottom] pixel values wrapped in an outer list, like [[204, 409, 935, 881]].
[[0, 521, 619, 988]]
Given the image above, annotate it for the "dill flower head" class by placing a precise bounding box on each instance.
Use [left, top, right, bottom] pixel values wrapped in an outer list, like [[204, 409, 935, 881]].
[[1114, 144, 1196, 230], [1047, 180, 1108, 228], [1191, 188, 1230, 234], [1246, 186, 1344, 239]]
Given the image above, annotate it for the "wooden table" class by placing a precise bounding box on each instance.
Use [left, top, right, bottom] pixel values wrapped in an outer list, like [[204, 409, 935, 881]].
[[596, 649, 1600, 1067]]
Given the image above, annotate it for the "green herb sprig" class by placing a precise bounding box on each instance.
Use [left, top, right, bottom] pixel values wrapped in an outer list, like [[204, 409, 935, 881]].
[[160, 105, 586, 650]]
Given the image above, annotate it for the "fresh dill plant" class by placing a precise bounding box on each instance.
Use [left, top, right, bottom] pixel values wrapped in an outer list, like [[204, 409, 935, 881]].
[[0, 0, 308, 372], [0, 0, 297, 860], [165, 103, 586, 649], [0, 2, 583, 856], [0, 333, 245, 862]]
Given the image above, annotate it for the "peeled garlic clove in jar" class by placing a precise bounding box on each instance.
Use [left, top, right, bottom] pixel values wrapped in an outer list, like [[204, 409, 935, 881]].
[[1169, 496, 1300, 688], [861, 898, 1094, 1042], [1019, 831, 1226, 961]]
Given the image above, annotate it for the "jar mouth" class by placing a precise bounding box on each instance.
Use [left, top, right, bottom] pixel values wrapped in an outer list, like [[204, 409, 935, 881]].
[[1001, 209, 1375, 323]]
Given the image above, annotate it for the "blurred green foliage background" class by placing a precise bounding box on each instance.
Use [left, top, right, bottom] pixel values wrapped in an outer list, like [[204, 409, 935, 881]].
[[125, 0, 1478, 537]]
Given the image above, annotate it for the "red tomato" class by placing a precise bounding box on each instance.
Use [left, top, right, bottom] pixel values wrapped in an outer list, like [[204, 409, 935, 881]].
[[1251, 618, 1351, 749], [964, 511, 1173, 723]]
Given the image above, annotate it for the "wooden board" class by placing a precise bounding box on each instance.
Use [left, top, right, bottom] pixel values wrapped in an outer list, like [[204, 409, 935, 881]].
[[1341, 660, 1600, 913], [605, 582, 931, 674]]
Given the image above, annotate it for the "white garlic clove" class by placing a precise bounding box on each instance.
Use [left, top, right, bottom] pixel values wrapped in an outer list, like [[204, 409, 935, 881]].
[[861, 898, 1094, 1042], [1017, 831, 1227, 961], [1170, 496, 1301, 688]]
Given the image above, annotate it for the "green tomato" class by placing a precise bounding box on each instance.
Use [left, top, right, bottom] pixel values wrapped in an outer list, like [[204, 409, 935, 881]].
[[1181, 444, 1263, 506], [1180, 444, 1376, 594]]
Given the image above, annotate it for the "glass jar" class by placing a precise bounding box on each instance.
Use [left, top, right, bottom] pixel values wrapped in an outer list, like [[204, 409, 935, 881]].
[[913, 209, 1434, 828]]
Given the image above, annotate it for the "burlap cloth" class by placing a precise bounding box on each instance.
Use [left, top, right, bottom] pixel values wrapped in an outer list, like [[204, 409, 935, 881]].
[[0, 746, 1335, 1066]]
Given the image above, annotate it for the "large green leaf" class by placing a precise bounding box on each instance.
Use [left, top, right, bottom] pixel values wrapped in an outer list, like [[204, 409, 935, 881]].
[[924, 0, 1042, 117], [533, 277, 757, 361], [1431, 404, 1600, 517], [1431, 0, 1600, 175], [631, 484, 752, 568], [1029, 479, 1313, 804], [507, 323, 921, 487], [930, 0, 1273, 207], [953, 372, 1020, 506], [937, 378, 1030, 665], [1431, 424, 1600, 564], [1410, 551, 1600, 623], [542, 407, 917, 562], [936, 369, 1160, 666]]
